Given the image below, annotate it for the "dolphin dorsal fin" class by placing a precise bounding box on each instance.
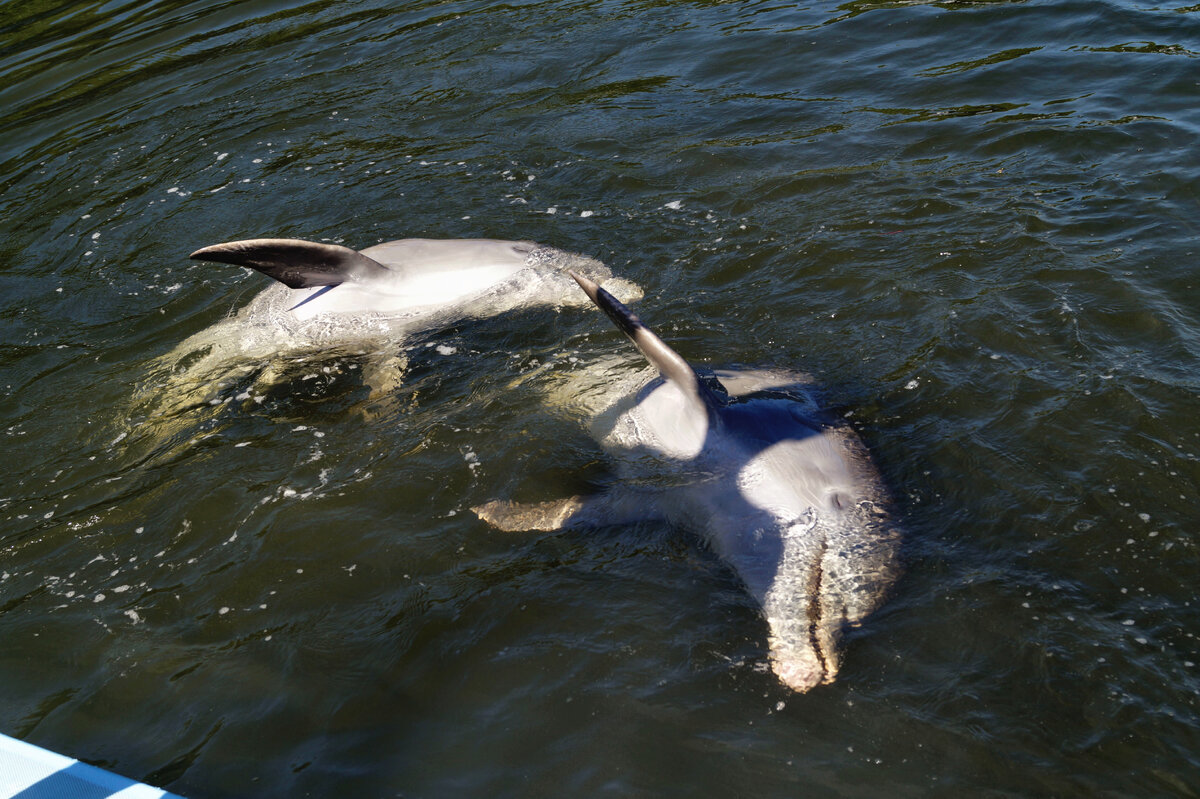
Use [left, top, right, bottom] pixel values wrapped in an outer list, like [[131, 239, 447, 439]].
[[190, 238, 392, 289], [570, 271, 721, 413]]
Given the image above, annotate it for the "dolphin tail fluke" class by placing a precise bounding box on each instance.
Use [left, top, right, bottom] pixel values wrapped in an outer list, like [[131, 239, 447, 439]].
[[190, 238, 393, 289], [569, 272, 720, 412]]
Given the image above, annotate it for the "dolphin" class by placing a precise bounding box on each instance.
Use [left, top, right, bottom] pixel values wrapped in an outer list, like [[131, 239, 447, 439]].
[[474, 273, 901, 693], [146, 237, 641, 412]]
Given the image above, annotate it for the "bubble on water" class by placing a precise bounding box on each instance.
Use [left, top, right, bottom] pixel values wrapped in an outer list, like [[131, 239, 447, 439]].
[[463, 447, 481, 474], [664, 200, 683, 210], [436, 345, 457, 355]]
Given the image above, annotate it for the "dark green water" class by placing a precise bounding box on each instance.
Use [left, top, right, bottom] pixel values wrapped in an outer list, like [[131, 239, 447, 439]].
[[3, 0, 1200, 796]]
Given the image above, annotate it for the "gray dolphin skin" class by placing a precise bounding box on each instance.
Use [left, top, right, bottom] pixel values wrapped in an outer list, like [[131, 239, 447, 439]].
[[474, 273, 901, 693], [187, 237, 641, 329], [149, 237, 641, 411]]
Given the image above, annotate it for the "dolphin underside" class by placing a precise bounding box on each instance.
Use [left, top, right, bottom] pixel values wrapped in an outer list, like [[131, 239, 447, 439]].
[[473, 272, 902, 693], [138, 236, 643, 418]]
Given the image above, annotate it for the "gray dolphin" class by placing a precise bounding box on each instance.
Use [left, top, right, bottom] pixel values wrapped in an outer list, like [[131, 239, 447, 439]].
[[188, 237, 641, 325], [187, 237, 641, 336], [149, 237, 641, 411], [474, 273, 901, 692]]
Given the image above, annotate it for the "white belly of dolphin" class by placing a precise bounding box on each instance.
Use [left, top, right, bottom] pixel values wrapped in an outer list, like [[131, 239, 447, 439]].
[[288, 263, 529, 321]]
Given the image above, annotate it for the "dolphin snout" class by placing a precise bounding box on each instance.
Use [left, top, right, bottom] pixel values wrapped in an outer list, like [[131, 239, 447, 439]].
[[767, 614, 839, 693], [771, 653, 830, 693], [594, 276, 643, 306]]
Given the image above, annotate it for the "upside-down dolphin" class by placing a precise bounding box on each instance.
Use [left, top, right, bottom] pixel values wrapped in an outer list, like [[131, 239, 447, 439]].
[[474, 273, 901, 692], [148, 237, 641, 411]]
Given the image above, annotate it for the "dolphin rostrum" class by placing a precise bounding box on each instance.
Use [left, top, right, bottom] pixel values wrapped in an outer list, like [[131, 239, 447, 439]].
[[149, 237, 641, 411], [474, 273, 901, 692]]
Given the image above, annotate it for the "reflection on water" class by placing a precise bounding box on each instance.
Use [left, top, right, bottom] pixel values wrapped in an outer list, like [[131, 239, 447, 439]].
[[2, 0, 1200, 796]]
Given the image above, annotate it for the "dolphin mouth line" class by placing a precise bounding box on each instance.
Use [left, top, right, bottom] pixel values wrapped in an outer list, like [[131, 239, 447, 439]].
[[806, 531, 830, 682]]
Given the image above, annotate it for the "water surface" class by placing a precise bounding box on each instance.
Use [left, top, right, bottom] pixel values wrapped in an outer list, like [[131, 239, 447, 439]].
[[2, 0, 1200, 796]]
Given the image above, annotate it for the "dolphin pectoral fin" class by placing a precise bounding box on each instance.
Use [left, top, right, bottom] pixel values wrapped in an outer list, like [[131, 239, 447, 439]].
[[352, 350, 412, 421], [472, 497, 589, 532], [359, 351, 410, 397], [568, 271, 722, 418], [190, 238, 393, 289], [473, 490, 666, 532], [287, 284, 337, 311]]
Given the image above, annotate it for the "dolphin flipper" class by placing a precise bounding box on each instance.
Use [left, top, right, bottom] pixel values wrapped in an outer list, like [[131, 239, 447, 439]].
[[190, 238, 393, 289], [473, 490, 665, 532], [569, 272, 721, 418]]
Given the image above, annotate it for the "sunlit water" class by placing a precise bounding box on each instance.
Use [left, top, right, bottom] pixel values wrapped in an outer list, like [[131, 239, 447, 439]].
[[2, 1, 1199, 796]]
